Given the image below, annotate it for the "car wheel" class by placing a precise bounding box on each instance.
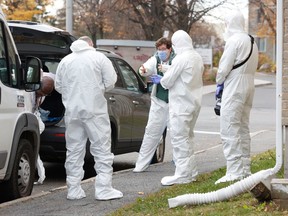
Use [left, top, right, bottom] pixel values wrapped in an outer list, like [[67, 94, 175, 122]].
[[0, 139, 36, 202], [151, 128, 166, 164]]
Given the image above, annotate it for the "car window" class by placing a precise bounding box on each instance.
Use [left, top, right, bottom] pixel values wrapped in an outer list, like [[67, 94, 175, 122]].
[[114, 59, 139, 92], [0, 21, 18, 87], [110, 59, 124, 88], [42, 60, 59, 74]]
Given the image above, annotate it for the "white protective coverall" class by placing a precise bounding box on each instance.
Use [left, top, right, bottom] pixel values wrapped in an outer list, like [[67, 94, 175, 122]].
[[133, 52, 173, 172], [34, 109, 45, 184], [55, 39, 123, 200], [215, 11, 259, 184], [160, 30, 203, 186], [34, 73, 55, 185]]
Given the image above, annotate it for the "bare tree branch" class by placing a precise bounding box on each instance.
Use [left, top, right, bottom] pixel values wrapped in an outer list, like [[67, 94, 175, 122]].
[[116, 0, 226, 40]]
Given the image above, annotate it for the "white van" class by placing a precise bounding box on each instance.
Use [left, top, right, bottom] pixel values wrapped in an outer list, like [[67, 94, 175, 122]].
[[0, 8, 42, 202]]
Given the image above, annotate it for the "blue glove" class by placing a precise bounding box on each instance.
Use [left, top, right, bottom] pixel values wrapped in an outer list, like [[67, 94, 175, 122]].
[[215, 83, 224, 99], [150, 74, 163, 84]]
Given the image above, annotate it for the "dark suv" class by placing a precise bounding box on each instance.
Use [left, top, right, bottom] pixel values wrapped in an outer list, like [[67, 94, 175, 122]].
[[8, 21, 165, 164]]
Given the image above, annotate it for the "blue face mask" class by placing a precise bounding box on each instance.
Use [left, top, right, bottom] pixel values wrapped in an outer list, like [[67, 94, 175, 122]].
[[157, 50, 168, 62]]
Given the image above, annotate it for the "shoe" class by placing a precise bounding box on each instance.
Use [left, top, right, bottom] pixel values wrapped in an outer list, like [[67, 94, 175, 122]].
[[161, 175, 196, 186], [95, 188, 123, 201], [34, 176, 45, 185], [215, 174, 243, 185], [67, 187, 86, 200]]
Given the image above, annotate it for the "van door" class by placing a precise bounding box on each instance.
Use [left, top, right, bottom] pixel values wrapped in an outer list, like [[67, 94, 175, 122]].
[[0, 19, 25, 176]]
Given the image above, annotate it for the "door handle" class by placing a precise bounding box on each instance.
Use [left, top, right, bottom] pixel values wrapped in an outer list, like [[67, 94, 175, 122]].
[[132, 100, 139, 105]]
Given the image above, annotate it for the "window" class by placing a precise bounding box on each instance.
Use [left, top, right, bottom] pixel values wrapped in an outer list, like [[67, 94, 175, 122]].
[[0, 22, 8, 84], [42, 60, 59, 74], [115, 59, 139, 92], [111, 59, 124, 88], [256, 37, 267, 53], [10, 28, 70, 49], [0, 21, 18, 87]]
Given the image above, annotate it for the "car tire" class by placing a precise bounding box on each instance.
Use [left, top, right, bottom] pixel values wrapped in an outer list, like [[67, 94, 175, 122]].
[[0, 139, 36, 202], [151, 128, 166, 164]]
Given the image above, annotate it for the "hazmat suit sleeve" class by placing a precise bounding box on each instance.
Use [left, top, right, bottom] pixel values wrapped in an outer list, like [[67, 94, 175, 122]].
[[100, 55, 117, 92], [139, 55, 157, 77], [216, 39, 237, 85], [160, 57, 184, 89], [55, 60, 65, 94]]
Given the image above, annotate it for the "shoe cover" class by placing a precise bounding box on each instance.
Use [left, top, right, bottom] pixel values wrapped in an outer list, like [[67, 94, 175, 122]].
[[161, 175, 196, 186], [67, 186, 86, 200], [95, 173, 123, 200], [95, 188, 123, 201], [133, 166, 147, 173], [34, 176, 45, 185], [35, 156, 45, 185], [215, 174, 243, 184]]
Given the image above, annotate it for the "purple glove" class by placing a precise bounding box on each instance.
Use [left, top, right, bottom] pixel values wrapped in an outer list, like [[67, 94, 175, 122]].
[[215, 83, 224, 99], [150, 74, 163, 84]]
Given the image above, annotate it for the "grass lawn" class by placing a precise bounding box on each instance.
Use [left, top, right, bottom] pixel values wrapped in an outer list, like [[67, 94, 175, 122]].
[[109, 150, 288, 216]]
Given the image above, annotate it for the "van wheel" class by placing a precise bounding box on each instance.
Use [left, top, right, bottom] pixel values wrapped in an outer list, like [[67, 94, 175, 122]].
[[1, 139, 36, 201], [151, 128, 166, 164]]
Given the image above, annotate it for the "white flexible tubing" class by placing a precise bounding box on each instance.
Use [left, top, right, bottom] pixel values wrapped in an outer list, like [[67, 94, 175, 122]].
[[168, 169, 273, 207], [168, 0, 283, 208]]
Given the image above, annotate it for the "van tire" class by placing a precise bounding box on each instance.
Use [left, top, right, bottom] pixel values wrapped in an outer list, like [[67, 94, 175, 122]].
[[151, 128, 166, 164], [0, 139, 36, 201]]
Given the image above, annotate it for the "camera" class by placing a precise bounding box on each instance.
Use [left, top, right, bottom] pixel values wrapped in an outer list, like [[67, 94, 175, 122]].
[[214, 98, 221, 116]]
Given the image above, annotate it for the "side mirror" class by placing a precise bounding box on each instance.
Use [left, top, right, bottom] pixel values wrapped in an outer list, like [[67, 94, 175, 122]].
[[24, 57, 41, 91]]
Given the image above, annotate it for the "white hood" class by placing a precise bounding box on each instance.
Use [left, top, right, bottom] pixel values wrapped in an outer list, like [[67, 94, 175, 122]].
[[171, 30, 194, 54], [70, 40, 94, 53], [223, 11, 245, 41]]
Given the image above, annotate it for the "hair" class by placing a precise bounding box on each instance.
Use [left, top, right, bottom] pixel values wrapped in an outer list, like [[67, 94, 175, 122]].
[[78, 36, 94, 47], [155, 37, 172, 49]]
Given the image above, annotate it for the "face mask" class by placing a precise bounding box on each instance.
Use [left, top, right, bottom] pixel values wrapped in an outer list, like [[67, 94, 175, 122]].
[[157, 50, 168, 62]]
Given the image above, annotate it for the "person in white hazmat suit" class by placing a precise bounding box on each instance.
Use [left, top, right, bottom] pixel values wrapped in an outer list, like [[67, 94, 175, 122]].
[[133, 37, 176, 172], [55, 36, 123, 200], [154, 30, 204, 186], [34, 75, 54, 185], [215, 11, 258, 184]]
